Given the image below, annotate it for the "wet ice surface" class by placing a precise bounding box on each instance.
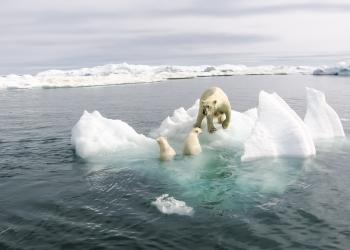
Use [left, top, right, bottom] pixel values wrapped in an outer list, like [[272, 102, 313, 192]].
[[1, 75, 350, 249]]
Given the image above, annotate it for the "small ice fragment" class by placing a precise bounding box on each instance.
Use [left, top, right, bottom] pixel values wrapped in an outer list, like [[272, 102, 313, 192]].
[[151, 194, 194, 216]]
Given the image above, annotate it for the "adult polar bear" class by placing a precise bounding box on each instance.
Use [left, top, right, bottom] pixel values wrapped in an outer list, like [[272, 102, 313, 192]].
[[194, 87, 231, 133]]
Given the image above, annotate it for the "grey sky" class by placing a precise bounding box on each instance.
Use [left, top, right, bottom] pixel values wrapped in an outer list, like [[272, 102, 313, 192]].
[[1, 0, 350, 74]]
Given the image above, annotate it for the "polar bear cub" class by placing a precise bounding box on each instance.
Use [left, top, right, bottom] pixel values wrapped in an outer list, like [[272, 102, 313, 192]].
[[194, 87, 231, 133], [156, 137, 176, 161], [183, 127, 202, 155]]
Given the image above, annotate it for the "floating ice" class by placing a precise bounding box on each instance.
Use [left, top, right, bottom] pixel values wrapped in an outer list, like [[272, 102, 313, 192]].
[[71, 88, 344, 162], [304, 87, 345, 139], [71, 110, 157, 160], [313, 61, 350, 76], [241, 91, 316, 161], [0, 63, 316, 90], [151, 194, 194, 216]]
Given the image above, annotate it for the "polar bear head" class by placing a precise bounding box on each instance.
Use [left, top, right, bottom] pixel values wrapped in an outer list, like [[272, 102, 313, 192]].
[[201, 98, 217, 116]]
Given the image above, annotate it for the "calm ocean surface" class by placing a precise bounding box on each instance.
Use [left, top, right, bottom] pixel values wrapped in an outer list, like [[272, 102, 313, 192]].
[[0, 75, 349, 249]]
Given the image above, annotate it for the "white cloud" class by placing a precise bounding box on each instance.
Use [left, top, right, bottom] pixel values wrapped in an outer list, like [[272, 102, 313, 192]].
[[0, 0, 349, 74]]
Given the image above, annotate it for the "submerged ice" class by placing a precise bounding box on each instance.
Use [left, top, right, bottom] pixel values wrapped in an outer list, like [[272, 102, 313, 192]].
[[71, 88, 345, 161]]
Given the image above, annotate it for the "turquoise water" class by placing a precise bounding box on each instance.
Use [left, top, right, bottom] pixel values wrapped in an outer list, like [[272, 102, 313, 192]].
[[0, 75, 350, 249]]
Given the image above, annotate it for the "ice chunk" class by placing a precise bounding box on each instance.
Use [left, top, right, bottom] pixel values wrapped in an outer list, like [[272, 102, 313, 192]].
[[241, 91, 315, 161], [71, 110, 157, 160], [304, 87, 345, 139], [151, 194, 194, 216]]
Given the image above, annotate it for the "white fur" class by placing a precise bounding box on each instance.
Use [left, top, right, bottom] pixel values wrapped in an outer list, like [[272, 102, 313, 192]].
[[183, 128, 202, 155], [157, 137, 176, 161], [194, 87, 231, 133]]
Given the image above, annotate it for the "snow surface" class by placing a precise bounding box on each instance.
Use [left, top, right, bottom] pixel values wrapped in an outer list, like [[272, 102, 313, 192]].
[[304, 87, 345, 139], [241, 91, 316, 161], [71, 88, 345, 162], [151, 194, 194, 216]]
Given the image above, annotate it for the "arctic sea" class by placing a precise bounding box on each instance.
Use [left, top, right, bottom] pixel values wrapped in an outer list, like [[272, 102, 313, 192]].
[[1, 74, 350, 249]]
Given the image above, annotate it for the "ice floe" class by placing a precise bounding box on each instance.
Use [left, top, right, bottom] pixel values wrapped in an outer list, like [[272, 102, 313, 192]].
[[151, 194, 194, 216], [2, 61, 350, 90], [0, 63, 317, 90], [71, 88, 345, 161]]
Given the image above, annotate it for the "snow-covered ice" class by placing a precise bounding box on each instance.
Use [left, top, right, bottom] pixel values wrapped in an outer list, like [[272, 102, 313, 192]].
[[151, 194, 194, 216]]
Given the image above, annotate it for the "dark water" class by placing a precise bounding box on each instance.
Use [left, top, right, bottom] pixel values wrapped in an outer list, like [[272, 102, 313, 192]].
[[0, 75, 350, 250]]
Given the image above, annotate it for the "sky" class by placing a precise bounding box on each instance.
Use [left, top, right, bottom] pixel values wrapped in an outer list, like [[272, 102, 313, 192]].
[[1, 0, 350, 74]]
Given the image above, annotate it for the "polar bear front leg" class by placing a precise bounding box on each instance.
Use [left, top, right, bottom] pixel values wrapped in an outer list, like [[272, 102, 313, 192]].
[[207, 115, 217, 133], [194, 107, 205, 128], [222, 110, 231, 129]]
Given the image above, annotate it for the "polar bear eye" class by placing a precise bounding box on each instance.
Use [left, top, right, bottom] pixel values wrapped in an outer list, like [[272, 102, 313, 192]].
[[213, 100, 217, 105]]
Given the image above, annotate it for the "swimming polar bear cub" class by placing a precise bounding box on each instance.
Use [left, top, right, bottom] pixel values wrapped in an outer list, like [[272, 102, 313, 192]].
[[183, 128, 202, 155], [157, 137, 176, 161], [194, 87, 231, 133]]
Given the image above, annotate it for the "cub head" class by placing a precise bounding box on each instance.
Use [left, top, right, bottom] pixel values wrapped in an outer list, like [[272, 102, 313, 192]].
[[192, 127, 202, 135], [201, 99, 217, 116], [156, 136, 167, 145]]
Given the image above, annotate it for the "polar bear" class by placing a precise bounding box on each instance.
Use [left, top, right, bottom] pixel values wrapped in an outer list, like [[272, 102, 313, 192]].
[[183, 127, 202, 155], [194, 87, 231, 133], [156, 137, 176, 161]]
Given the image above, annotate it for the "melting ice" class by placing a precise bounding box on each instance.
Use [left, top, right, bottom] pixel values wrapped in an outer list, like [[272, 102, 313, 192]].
[[71, 88, 345, 162]]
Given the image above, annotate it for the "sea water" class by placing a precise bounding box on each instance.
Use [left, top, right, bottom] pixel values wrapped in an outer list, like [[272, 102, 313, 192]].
[[0, 75, 349, 249]]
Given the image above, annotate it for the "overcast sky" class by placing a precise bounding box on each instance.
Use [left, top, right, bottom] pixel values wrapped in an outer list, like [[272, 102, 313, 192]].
[[1, 0, 350, 74]]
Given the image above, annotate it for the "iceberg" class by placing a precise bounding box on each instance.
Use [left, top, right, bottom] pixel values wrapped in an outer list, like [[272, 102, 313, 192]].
[[304, 87, 345, 139], [241, 91, 316, 161], [151, 194, 194, 216], [71, 110, 157, 160]]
